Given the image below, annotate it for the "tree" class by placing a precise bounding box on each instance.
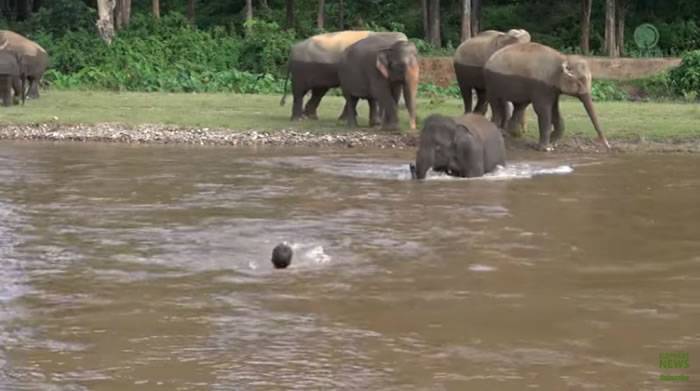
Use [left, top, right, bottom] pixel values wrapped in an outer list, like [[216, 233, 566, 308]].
[[581, 0, 592, 54], [339, 0, 344, 29], [317, 0, 325, 30], [460, 0, 471, 42], [286, 0, 295, 29], [471, 0, 481, 36], [616, 0, 627, 56], [259, 0, 269, 9], [152, 0, 159, 19], [245, 0, 253, 22], [96, 0, 116, 44], [428, 0, 440, 47], [187, 0, 196, 24], [604, 0, 618, 57], [114, 0, 131, 30]]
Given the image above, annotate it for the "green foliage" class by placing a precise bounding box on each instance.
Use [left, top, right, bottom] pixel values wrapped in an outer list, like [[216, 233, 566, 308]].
[[669, 50, 700, 98], [40, 13, 293, 94], [629, 72, 674, 99], [657, 21, 700, 55], [591, 80, 629, 101], [17, 0, 96, 36], [238, 19, 296, 76]]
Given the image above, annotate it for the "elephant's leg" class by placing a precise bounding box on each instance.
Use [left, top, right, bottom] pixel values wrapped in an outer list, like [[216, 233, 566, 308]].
[[290, 80, 308, 121], [489, 97, 507, 129], [459, 86, 473, 114], [474, 88, 488, 115], [345, 96, 360, 128], [11, 77, 21, 105], [550, 97, 565, 143], [506, 102, 529, 138], [337, 102, 350, 121], [303, 87, 329, 120], [368, 99, 381, 127], [27, 77, 39, 99], [0, 77, 11, 107], [533, 100, 554, 151]]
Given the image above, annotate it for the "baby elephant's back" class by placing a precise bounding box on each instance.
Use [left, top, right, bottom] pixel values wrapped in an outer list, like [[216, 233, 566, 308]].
[[454, 113, 506, 170]]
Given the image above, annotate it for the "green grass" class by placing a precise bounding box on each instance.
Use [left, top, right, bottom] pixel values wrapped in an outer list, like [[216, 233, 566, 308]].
[[1, 90, 699, 142]]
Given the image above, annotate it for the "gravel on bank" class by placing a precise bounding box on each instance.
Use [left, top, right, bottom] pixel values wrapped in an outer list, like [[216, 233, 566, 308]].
[[1, 122, 699, 153]]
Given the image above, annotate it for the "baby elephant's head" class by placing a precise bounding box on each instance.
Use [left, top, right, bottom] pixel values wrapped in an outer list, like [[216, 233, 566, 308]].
[[271, 243, 293, 269]]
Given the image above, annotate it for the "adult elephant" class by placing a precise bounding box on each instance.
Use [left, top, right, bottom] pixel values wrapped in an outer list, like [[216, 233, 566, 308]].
[[453, 29, 530, 115], [0, 50, 25, 106], [280, 30, 407, 121], [0, 30, 48, 99], [410, 113, 505, 180], [484, 42, 610, 151], [338, 35, 419, 131]]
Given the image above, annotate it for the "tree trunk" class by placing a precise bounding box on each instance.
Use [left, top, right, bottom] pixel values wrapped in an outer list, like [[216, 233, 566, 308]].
[[470, 0, 480, 36], [428, 0, 440, 47], [152, 0, 159, 19], [317, 0, 325, 30], [96, 0, 116, 44], [187, 0, 196, 24], [421, 0, 429, 41], [286, 0, 295, 30], [339, 0, 344, 29], [616, 0, 626, 56], [460, 0, 471, 42], [18, 0, 32, 21], [604, 0, 617, 57], [245, 0, 253, 21], [114, 0, 131, 31], [259, 0, 269, 9], [580, 0, 592, 54]]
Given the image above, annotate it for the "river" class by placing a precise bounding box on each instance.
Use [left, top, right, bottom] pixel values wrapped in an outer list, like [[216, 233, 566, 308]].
[[0, 142, 698, 390]]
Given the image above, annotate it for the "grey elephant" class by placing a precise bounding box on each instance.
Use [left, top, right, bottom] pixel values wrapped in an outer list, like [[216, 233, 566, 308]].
[[453, 29, 530, 115], [410, 113, 505, 180], [484, 42, 610, 151], [0, 51, 25, 106], [280, 30, 407, 121], [0, 30, 48, 99], [338, 35, 419, 131]]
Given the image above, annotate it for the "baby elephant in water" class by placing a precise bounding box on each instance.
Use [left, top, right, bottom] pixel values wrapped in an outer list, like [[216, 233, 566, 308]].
[[410, 113, 506, 180]]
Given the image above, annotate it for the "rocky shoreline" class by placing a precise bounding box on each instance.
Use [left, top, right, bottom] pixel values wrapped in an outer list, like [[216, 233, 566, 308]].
[[1, 122, 699, 153]]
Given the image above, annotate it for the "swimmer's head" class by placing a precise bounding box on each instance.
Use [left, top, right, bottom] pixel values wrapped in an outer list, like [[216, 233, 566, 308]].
[[271, 243, 293, 269]]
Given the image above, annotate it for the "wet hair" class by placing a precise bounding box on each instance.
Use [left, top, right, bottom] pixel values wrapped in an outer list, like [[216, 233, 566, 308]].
[[271, 243, 293, 269]]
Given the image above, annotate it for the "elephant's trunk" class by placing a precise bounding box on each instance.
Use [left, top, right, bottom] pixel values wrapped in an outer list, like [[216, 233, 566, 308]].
[[404, 62, 419, 130], [579, 94, 610, 150]]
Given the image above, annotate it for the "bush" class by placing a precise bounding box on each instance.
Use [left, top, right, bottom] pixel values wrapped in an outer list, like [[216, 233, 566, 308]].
[[669, 50, 700, 98], [39, 13, 296, 94], [591, 80, 628, 101], [657, 21, 700, 55], [17, 0, 96, 36]]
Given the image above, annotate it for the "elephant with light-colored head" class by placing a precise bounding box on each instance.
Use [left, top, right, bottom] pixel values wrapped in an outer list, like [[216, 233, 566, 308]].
[[484, 42, 610, 151], [453, 29, 530, 115], [0, 30, 48, 99], [280, 30, 407, 121]]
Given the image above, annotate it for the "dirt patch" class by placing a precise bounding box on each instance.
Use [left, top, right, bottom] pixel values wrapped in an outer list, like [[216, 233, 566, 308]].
[[2, 123, 699, 154], [418, 57, 455, 87], [418, 56, 682, 86]]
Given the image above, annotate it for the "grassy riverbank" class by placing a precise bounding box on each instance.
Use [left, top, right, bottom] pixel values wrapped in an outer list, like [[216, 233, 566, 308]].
[[1, 90, 699, 143]]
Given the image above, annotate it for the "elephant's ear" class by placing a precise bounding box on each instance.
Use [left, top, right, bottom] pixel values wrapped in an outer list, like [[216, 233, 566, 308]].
[[561, 61, 575, 78], [376, 51, 390, 79]]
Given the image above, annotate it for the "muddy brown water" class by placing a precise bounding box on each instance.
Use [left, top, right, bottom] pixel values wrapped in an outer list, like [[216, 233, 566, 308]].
[[0, 142, 699, 390]]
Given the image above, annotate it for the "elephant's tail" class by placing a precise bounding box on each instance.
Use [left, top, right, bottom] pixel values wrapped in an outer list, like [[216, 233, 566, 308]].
[[279, 63, 290, 106]]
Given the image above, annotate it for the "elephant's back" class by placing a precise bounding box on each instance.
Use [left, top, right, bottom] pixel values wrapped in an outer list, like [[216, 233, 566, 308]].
[[485, 42, 564, 84], [453, 32, 504, 67], [455, 113, 505, 167], [0, 30, 47, 58], [292, 30, 391, 64]]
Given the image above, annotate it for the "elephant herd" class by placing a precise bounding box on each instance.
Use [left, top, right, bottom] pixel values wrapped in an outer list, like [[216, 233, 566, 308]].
[[0, 30, 48, 107], [282, 28, 611, 179]]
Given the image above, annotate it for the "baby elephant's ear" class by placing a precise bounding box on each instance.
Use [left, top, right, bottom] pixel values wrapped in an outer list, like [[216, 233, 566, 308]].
[[376, 51, 390, 79]]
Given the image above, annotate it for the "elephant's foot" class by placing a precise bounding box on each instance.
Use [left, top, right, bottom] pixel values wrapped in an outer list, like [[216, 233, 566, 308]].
[[303, 111, 319, 120], [537, 143, 554, 152], [597, 137, 612, 151], [382, 123, 401, 133]]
